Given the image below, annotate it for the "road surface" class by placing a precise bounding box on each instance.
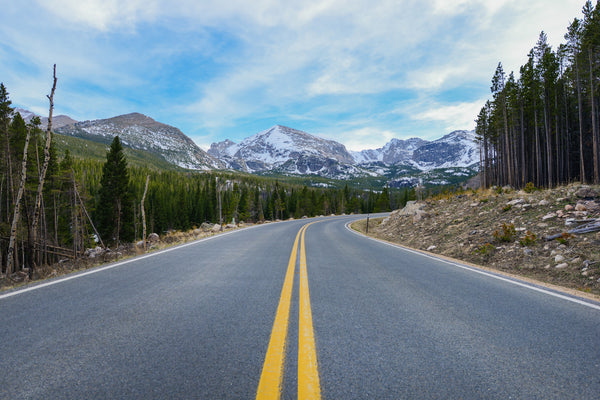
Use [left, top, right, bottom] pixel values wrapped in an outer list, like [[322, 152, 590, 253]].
[[1, 215, 599, 399]]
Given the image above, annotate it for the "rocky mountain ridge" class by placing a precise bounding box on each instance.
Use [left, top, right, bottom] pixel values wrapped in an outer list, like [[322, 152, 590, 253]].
[[208, 125, 365, 178], [15, 107, 77, 129], [209, 125, 479, 182], [352, 130, 478, 170], [55, 113, 223, 170], [15, 107, 479, 185]]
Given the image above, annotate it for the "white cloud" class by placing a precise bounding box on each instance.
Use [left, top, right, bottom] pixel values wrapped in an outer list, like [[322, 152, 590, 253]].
[[36, 0, 159, 31], [322, 127, 398, 151], [2, 0, 590, 148], [410, 100, 485, 132]]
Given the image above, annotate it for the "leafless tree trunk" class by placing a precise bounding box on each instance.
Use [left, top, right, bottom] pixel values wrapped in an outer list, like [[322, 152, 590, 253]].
[[6, 126, 32, 275], [73, 177, 104, 249], [141, 175, 149, 250], [30, 64, 57, 269]]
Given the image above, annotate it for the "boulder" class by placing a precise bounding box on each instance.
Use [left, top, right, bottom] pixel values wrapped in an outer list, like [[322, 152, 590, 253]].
[[398, 201, 426, 216], [412, 209, 429, 223], [201, 222, 214, 232], [211, 224, 222, 233], [85, 246, 105, 258], [575, 186, 598, 199], [507, 199, 525, 206], [542, 213, 556, 221], [148, 233, 160, 243], [575, 203, 587, 211]]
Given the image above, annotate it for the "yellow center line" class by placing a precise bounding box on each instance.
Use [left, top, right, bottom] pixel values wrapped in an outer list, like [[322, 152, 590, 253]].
[[256, 222, 321, 400], [256, 226, 303, 400], [298, 223, 321, 400]]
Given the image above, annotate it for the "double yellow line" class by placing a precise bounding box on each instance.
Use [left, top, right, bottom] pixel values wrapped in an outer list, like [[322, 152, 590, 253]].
[[256, 222, 321, 400]]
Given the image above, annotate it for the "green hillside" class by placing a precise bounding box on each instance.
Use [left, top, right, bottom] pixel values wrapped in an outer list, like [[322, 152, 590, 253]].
[[53, 133, 180, 171]]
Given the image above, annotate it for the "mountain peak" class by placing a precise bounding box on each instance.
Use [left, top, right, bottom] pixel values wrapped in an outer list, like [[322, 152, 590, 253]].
[[56, 113, 223, 170]]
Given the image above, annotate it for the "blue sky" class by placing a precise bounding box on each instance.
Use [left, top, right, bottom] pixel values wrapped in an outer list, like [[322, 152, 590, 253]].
[[0, 0, 586, 151]]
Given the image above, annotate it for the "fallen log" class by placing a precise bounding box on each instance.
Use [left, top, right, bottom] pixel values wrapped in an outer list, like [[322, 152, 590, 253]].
[[545, 219, 600, 241]]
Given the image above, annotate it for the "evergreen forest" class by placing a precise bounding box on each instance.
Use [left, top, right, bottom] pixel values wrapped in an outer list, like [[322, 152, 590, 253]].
[[476, 0, 600, 188], [0, 82, 406, 276]]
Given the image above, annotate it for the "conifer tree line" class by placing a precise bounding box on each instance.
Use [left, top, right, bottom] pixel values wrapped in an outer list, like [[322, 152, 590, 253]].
[[476, 0, 600, 188], [0, 81, 404, 276]]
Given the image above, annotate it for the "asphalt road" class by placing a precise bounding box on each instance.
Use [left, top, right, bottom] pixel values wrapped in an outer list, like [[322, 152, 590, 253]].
[[1, 215, 599, 399]]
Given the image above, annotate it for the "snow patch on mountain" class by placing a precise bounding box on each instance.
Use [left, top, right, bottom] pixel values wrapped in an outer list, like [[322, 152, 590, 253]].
[[209, 125, 359, 178], [56, 113, 223, 170], [353, 130, 478, 171]]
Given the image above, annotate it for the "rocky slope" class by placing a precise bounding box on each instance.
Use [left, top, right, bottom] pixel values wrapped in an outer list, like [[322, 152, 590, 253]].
[[210, 126, 480, 183], [209, 125, 366, 178], [352, 130, 478, 170], [367, 184, 600, 296], [56, 113, 223, 170]]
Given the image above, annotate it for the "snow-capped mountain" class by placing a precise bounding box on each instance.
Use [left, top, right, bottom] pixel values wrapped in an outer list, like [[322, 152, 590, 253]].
[[209, 126, 479, 182], [411, 130, 479, 170], [208, 125, 361, 178], [56, 113, 223, 170], [353, 130, 478, 171], [14, 106, 479, 185], [351, 137, 428, 164], [15, 107, 78, 129]]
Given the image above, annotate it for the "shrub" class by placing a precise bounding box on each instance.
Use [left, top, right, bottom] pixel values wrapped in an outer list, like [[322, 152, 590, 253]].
[[524, 182, 536, 193], [493, 222, 516, 243], [474, 242, 495, 256], [519, 230, 537, 247], [557, 232, 573, 245]]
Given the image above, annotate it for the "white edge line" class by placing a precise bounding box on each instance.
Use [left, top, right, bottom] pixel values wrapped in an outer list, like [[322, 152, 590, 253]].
[[0, 224, 262, 301], [345, 220, 600, 312]]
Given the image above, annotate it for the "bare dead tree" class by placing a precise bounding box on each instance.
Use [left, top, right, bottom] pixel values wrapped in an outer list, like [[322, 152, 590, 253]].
[[6, 126, 32, 275], [72, 175, 104, 249], [30, 65, 57, 270]]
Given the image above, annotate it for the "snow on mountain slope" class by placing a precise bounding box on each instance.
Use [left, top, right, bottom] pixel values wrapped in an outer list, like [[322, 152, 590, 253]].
[[209, 125, 357, 177], [56, 113, 224, 170], [231, 125, 353, 166], [411, 130, 479, 170], [15, 107, 78, 129], [352, 137, 428, 164], [353, 130, 478, 171]]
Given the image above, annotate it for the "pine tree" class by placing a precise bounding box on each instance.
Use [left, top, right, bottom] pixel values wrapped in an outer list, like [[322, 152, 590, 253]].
[[96, 136, 134, 246]]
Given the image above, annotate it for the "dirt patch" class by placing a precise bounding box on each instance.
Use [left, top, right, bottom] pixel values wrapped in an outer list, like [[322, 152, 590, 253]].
[[354, 184, 600, 298]]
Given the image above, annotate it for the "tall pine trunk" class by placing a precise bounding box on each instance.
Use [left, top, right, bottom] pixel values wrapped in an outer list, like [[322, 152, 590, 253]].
[[141, 175, 149, 251], [576, 56, 586, 183], [534, 100, 542, 186], [543, 94, 553, 187], [589, 49, 599, 183], [520, 103, 526, 186]]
